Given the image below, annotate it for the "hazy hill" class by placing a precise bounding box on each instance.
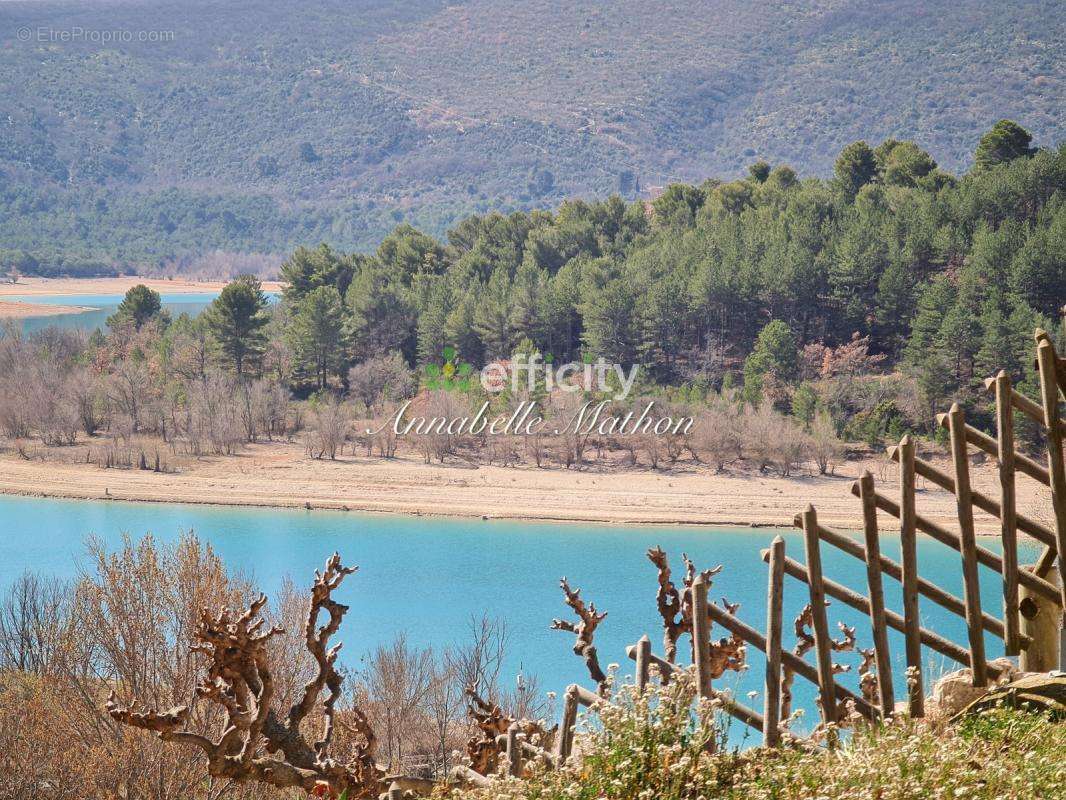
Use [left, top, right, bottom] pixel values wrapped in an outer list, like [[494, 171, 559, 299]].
[[0, 0, 1062, 271]]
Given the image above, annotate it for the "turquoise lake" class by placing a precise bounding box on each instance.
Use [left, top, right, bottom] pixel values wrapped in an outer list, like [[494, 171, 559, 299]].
[[0, 494, 1036, 735], [11, 293, 217, 334]]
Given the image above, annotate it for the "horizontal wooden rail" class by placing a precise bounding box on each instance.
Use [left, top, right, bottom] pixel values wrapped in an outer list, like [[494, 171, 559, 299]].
[[624, 642, 676, 682], [763, 550, 1008, 679], [795, 513, 1021, 645], [849, 484, 1061, 604], [935, 414, 1050, 486], [982, 375, 1062, 428], [494, 734, 557, 768], [704, 601, 879, 719], [708, 689, 806, 745], [572, 684, 601, 708], [886, 445, 1056, 549], [450, 765, 492, 788]]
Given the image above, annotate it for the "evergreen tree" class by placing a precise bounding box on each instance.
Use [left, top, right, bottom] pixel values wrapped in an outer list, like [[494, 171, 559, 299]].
[[580, 277, 638, 364], [290, 285, 347, 390], [742, 319, 798, 403], [473, 269, 516, 360], [279, 243, 357, 304], [1011, 200, 1066, 317], [107, 284, 165, 330], [834, 140, 878, 199], [416, 282, 450, 366], [874, 140, 937, 187], [510, 260, 548, 348], [975, 120, 1036, 170], [346, 263, 416, 361], [204, 275, 269, 376]]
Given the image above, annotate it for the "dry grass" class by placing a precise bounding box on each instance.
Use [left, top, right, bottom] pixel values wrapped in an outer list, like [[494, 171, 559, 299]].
[[445, 669, 1066, 800]]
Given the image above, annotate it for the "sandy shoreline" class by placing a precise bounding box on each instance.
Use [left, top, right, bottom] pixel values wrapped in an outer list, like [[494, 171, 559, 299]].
[[0, 442, 1049, 535], [0, 276, 282, 298], [0, 300, 94, 319]]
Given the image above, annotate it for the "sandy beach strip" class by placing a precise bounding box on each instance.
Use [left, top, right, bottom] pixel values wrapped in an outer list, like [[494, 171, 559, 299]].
[[0, 276, 282, 298], [0, 299, 95, 319], [0, 443, 1049, 536]]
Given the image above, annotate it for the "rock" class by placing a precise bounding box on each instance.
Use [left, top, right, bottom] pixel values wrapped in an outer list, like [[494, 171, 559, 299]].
[[929, 659, 1021, 718], [952, 673, 1066, 721], [931, 672, 987, 718]]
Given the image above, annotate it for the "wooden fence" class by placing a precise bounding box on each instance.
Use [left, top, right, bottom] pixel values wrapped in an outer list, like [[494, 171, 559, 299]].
[[461, 331, 1066, 789]]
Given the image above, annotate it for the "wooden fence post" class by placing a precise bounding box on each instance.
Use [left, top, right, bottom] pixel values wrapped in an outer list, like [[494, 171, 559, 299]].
[[506, 723, 522, 777], [897, 435, 924, 716], [800, 505, 838, 726], [947, 403, 988, 687], [764, 536, 785, 747], [709, 596, 879, 718], [634, 634, 651, 694], [691, 574, 713, 700], [1035, 332, 1066, 667], [858, 471, 894, 716], [555, 685, 579, 765], [994, 370, 1022, 656], [1020, 563, 1063, 672]]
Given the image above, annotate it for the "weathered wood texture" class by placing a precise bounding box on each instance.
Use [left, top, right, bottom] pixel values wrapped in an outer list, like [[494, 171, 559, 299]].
[[858, 472, 895, 714], [947, 404, 988, 687], [764, 536, 785, 747]]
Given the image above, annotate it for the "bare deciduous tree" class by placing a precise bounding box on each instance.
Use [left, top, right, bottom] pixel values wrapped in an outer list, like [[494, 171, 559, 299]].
[[306, 397, 349, 460]]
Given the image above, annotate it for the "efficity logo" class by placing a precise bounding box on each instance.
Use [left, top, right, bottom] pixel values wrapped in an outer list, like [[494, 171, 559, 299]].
[[423, 346, 475, 391], [423, 346, 640, 400]]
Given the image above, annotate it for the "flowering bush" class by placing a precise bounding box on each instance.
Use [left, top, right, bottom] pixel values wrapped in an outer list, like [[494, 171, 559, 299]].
[[443, 669, 1066, 800]]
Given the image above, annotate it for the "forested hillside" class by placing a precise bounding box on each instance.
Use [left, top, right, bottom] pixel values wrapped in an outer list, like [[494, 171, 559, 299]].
[[270, 124, 1066, 437], [0, 0, 1062, 272], [1, 123, 1064, 494]]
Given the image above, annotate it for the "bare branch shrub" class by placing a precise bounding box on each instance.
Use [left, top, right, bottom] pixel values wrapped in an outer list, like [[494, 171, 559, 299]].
[[306, 396, 349, 460]]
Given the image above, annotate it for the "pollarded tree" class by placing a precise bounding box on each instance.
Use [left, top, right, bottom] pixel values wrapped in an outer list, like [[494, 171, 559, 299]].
[[975, 120, 1036, 170], [290, 285, 348, 391], [108, 553, 386, 799], [204, 275, 269, 377]]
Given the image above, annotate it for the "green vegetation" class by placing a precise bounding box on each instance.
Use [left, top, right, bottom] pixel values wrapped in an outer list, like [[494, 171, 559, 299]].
[[0, 1, 1062, 271], [269, 124, 1066, 441], [106, 284, 165, 330], [6, 124, 1064, 458], [202, 276, 270, 375], [446, 671, 1066, 800]]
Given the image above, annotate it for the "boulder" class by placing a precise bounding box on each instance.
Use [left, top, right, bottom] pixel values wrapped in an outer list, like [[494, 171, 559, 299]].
[[929, 658, 1020, 718], [952, 673, 1066, 721]]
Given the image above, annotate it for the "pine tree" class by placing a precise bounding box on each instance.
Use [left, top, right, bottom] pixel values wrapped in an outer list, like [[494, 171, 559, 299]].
[[290, 286, 347, 390], [204, 275, 269, 376], [473, 268, 515, 360]]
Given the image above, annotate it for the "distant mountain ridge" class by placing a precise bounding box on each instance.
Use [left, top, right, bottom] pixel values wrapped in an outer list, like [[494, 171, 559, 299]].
[[0, 0, 1062, 270]]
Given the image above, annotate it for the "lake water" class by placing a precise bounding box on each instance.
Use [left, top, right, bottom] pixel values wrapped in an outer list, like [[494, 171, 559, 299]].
[[11, 293, 216, 334], [0, 494, 1035, 736]]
